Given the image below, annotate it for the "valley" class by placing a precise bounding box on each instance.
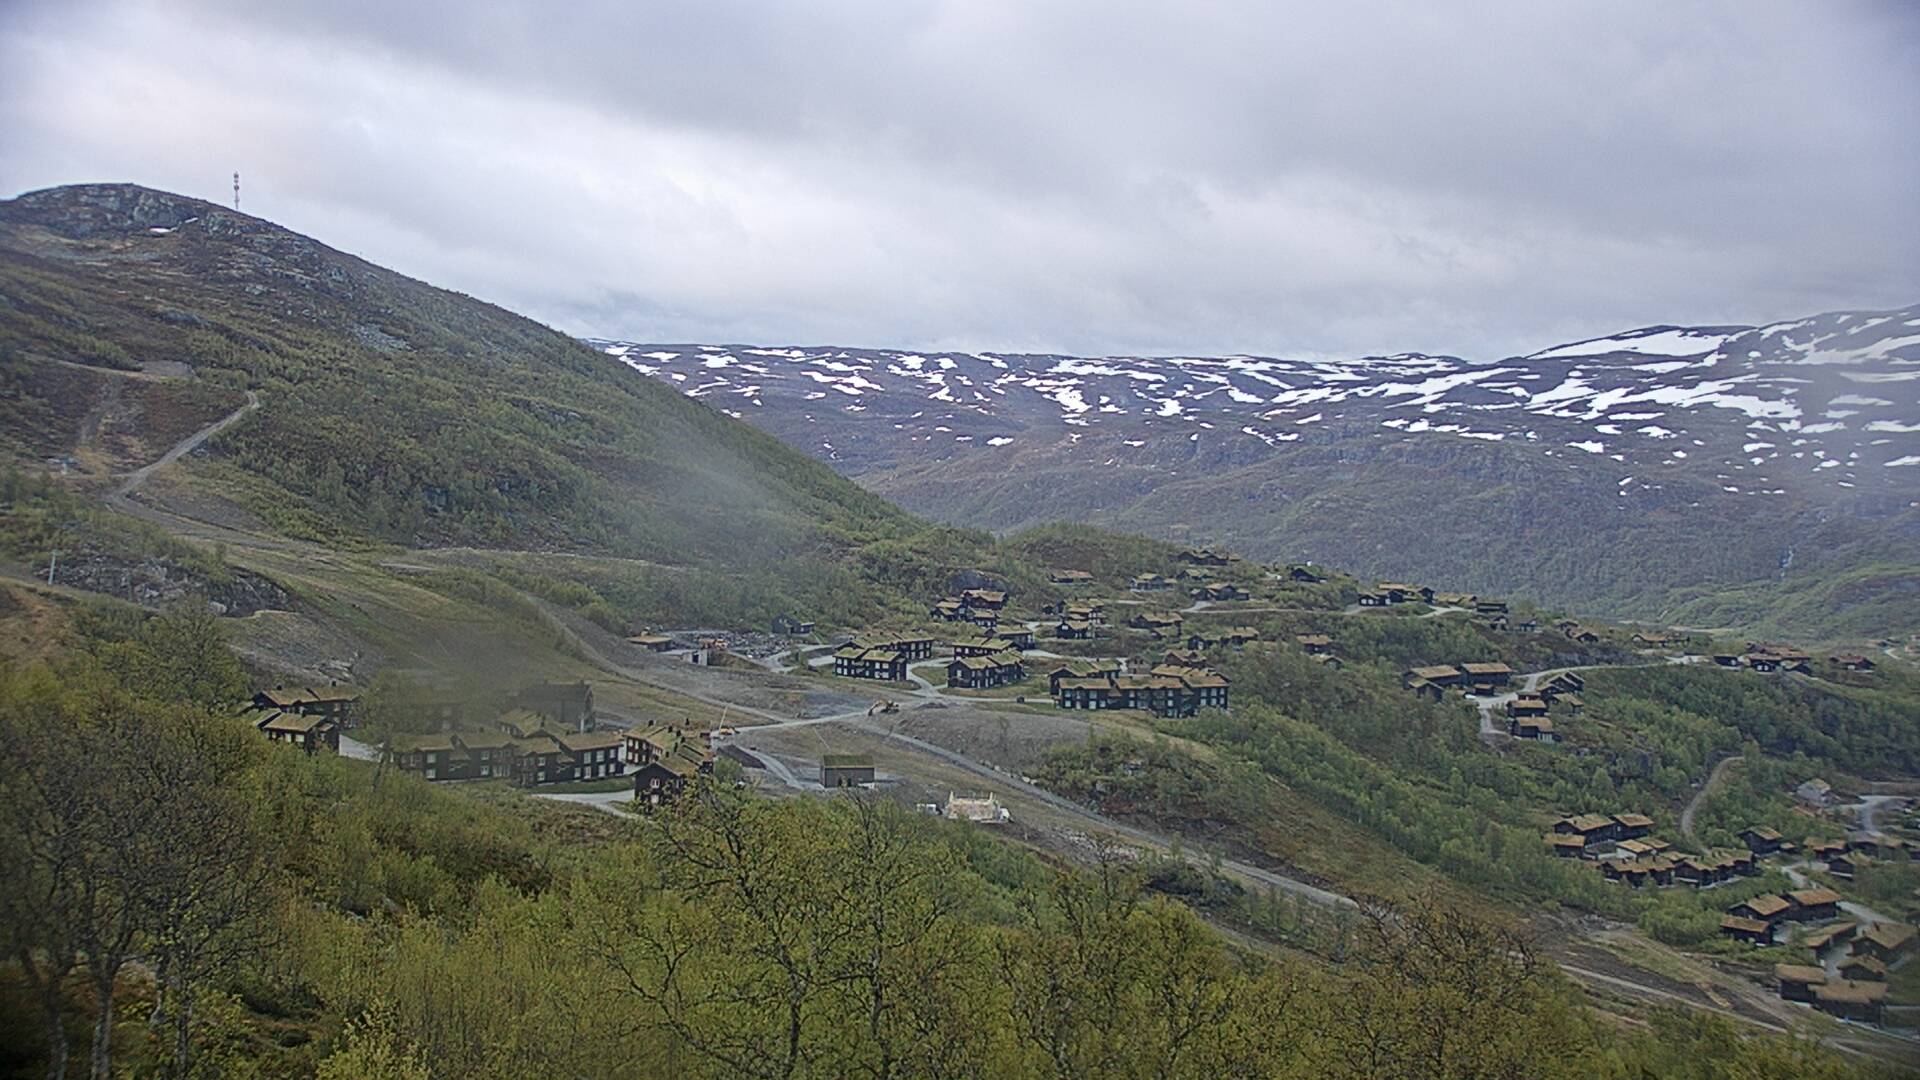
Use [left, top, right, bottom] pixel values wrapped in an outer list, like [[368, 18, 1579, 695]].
[[3, 184, 1918, 1077]]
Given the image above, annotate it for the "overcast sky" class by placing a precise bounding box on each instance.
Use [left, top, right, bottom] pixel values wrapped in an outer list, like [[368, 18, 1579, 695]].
[[3, 1, 1916, 359]]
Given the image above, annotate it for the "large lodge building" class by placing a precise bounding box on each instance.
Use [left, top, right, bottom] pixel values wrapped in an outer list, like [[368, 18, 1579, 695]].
[[834, 635, 937, 681], [1049, 657, 1229, 718]]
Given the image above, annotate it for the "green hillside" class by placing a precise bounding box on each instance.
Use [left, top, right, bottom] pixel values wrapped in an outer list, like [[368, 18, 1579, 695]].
[[0, 184, 912, 568]]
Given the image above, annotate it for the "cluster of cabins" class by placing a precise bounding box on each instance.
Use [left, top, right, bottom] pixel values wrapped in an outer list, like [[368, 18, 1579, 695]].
[[1507, 673, 1586, 740], [1546, 812, 1660, 860], [1049, 599, 1107, 640], [1355, 585, 1520, 626], [1357, 582, 1431, 607], [1547, 812, 1774, 891], [245, 683, 361, 754], [832, 627, 1041, 689], [1704, 641, 1878, 676], [1403, 661, 1515, 699], [376, 682, 635, 789], [1719, 888, 1846, 946], [929, 588, 1009, 630], [387, 708, 718, 798], [1709, 645, 1814, 674], [1049, 654, 1230, 718], [947, 637, 1028, 689], [390, 719, 624, 786], [1122, 549, 1252, 595], [1773, 922, 1915, 1024], [1402, 663, 1586, 742], [1177, 547, 1240, 567], [1806, 832, 1913, 881], [246, 677, 718, 798]]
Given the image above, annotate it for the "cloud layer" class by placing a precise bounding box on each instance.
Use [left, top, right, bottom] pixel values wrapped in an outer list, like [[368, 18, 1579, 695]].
[[4, 0, 1916, 358]]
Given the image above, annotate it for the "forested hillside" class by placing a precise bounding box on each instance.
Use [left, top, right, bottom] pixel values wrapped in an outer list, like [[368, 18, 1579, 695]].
[[0, 609, 1901, 1080]]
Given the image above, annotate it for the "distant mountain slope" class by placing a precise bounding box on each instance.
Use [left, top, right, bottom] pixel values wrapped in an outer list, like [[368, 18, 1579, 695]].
[[0, 184, 913, 571], [590, 307, 1920, 640]]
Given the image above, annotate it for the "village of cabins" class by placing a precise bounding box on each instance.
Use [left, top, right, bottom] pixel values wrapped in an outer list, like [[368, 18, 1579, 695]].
[[240, 542, 1881, 803], [237, 545, 1912, 1023]]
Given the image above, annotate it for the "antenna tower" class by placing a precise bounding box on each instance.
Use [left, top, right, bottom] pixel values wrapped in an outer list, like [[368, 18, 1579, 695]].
[[232, 172, 240, 210]]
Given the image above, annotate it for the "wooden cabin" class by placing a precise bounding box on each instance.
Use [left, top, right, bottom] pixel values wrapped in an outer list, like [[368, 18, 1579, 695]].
[[1295, 633, 1334, 655], [632, 743, 714, 806], [1730, 894, 1790, 925], [1785, 889, 1843, 923], [1509, 716, 1554, 742], [1506, 696, 1550, 719], [256, 711, 340, 754], [252, 684, 361, 728], [1719, 916, 1772, 946], [1774, 964, 1827, 1002], [1852, 923, 1917, 965], [947, 650, 1026, 690], [1812, 980, 1886, 1024], [834, 645, 909, 682]]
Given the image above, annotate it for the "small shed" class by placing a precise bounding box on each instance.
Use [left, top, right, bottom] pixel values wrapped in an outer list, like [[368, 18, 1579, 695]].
[[820, 754, 876, 788]]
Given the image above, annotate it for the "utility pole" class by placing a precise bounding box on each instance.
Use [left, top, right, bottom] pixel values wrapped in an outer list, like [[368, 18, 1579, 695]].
[[232, 172, 240, 211]]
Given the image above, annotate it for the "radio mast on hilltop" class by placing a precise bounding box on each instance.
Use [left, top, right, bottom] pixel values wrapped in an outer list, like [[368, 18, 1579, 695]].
[[232, 172, 240, 210]]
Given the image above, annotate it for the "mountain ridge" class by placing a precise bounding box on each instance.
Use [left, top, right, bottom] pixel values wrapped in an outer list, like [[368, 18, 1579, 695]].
[[587, 304, 1920, 640]]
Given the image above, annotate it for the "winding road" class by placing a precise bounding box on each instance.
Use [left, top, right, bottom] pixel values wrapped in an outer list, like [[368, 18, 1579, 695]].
[[1679, 754, 1742, 844], [107, 390, 259, 506], [1474, 653, 1706, 740], [522, 595, 1356, 909]]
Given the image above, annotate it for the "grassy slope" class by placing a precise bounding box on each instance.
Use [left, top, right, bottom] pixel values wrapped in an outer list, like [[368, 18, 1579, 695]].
[[0, 185, 1218, 668], [0, 184, 912, 571]]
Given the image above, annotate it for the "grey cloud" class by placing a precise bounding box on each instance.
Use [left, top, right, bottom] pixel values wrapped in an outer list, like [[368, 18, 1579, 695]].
[[2, 0, 1916, 358]]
